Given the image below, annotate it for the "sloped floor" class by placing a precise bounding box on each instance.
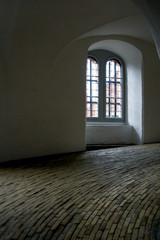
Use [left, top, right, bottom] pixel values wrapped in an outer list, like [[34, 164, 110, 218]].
[[0, 144, 160, 240]]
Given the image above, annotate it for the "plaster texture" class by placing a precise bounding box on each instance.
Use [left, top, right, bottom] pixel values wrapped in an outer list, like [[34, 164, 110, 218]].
[[0, 0, 160, 162]]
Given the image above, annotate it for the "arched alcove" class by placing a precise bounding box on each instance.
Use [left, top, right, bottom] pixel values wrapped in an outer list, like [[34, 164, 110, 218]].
[[86, 40, 143, 145]]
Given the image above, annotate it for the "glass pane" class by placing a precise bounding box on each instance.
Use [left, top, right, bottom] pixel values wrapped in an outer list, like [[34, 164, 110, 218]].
[[110, 104, 115, 117], [92, 82, 98, 97], [106, 104, 109, 117], [116, 62, 121, 78], [92, 97, 98, 103], [112, 62, 116, 78], [86, 97, 90, 102], [106, 62, 109, 78], [92, 82, 98, 90], [110, 83, 115, 97], [86, 81, 90, 97], [92, 103, 98, 117], [92, 67, 98, 77], [86, 103, 91, 117], [116, 98, 122, 105], [116, 83, 122, 98], [106, 82, 109, 97], [92, 76, 98, 81], [86, 59, 91, 78], [116, 104, 122, 118], [110, 98, 115, 104]]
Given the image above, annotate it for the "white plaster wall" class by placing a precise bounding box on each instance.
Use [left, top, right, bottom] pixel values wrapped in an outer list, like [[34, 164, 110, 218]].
[[126, 50, 143, 144], [86, 125, 133, 145], [0, 57, 8, 162], [5, 37, 87, 162], [0, 0, 140, 162], [0, 1, 160, 162], [142, 45, 160, 143], [2, 34, 159, 162], [132, 0, 160, 58]]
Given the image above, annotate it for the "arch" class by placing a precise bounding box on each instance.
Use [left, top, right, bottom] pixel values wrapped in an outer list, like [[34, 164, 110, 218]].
[[86, 49, 125, 123], [106, 58, 123, 119], [86, 56, 99, 118], [86, 39, 143, 145]]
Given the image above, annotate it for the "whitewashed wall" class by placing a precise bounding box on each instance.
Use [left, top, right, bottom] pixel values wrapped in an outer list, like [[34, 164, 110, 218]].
[[0, 1, 160, 162]]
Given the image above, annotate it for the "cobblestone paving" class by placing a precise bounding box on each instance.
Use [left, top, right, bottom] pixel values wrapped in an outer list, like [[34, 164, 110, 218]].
[[0, 144, 160, 240]]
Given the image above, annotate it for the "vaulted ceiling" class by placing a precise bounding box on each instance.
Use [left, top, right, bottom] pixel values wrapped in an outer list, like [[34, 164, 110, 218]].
[[0, 0, 155, 65]]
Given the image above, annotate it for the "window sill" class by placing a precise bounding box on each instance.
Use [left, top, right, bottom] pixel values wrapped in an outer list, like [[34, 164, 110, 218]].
[[86, 123, 133, 145], [86, 122, 128, 127]]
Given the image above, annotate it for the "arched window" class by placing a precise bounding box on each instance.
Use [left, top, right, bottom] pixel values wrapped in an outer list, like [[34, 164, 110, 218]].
[[106, 59, 123, 118], [86, 57, 99, 118], [86, 50, 125, 122]]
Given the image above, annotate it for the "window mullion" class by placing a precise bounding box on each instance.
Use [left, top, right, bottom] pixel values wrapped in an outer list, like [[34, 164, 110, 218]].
[[114, 61, 116, 118], [86, 50, 125, 123], [90, 60, 92, 117], [99, 59, 104, 121], [109, 62, 111, 118]]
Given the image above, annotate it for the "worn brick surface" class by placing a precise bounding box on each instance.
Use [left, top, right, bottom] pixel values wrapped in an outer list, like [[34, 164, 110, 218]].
[[0, 144, 160, 239]]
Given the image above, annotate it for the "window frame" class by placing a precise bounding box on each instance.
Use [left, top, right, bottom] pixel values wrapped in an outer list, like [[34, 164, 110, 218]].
[[86, 56, 99, 119], [86, 50, 125, 123]]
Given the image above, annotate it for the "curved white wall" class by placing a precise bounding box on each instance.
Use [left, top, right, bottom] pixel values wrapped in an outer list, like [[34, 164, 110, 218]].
[[0, 57, 8, 162], [0, 1, 160, 162], [132, 0, 160, 58], [1, 34, 159, 162]]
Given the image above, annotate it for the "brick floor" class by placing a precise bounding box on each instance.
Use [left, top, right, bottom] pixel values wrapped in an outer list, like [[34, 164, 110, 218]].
[[0, 144, 160, 240]]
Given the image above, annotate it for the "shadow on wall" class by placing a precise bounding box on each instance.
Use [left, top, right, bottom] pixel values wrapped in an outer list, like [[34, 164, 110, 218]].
[[132, 127, 142, 144]]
